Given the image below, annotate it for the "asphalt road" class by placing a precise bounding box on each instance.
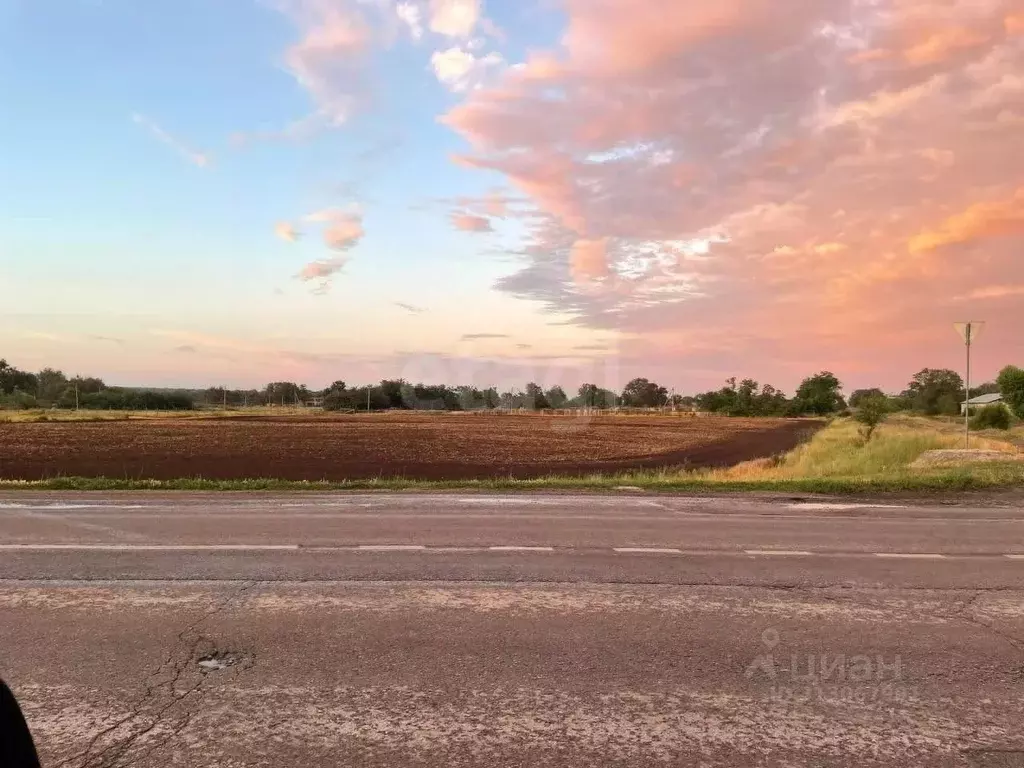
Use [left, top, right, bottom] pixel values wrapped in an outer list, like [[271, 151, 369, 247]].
[[1, 492, 1023, 767]]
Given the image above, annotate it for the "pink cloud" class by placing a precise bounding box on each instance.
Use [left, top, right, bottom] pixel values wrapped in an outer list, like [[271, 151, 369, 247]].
[[323, 214, 365, 251], [441, 0, 1024, 388], [909, 188, 1024, 253], [450, 212, 493, 233], [570, 238, 610, 282]]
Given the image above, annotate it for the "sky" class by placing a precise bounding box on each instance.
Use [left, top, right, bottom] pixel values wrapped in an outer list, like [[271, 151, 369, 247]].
[[1, 0, 1022, 394]]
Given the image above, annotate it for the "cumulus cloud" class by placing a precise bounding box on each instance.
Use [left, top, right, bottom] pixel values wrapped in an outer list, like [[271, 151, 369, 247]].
[[396, 1, 424, 40], [323, 214, 365, 251], [431, 46, 504, 91], [131, 113, 211, 168], [450, 211, 494, 232], [429, 0, 479, 38], [440, 0, 1024, 385]]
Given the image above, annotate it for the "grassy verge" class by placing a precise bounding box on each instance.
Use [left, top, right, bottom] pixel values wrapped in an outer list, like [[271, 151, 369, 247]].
[[2, 416, 1022, 494], [0, 408, 314, 423]]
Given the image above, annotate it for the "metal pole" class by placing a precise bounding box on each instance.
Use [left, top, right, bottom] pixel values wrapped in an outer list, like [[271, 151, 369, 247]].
[[965, 324, 971, 449]]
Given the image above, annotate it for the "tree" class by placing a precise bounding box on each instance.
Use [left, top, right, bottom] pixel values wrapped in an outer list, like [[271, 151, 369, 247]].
[[264, 381, 303, 405], [577, 383, 600, 407], [902, 369, 964, 415], [849, 388, 886, 408], [482, 387, 500, 408], [0, 360, 37, 396], [997, 366, 1024, 419], [524, 382, 550, 410], [545, 385, 568, 408], [793, 371, 845, 415], [853, 393, 890, 442], [620, 378, 668, 408], [970, 381, 1001, 398], [35, 368, 68, 404]]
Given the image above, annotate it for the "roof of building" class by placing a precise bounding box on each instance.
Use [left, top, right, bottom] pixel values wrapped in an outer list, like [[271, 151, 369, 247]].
[[962, 393, 1003, 405]]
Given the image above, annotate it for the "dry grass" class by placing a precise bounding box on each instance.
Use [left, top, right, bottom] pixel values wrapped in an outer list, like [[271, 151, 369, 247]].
[[703, 415, 1018, 482]]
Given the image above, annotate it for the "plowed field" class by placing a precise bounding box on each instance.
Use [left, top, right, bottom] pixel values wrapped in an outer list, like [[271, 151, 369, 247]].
[[0, 413, 821, 481]]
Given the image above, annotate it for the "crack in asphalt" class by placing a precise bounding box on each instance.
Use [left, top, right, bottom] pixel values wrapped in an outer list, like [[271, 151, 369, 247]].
[[53, 581, 260, 768], [948, 590, 1024, 656]]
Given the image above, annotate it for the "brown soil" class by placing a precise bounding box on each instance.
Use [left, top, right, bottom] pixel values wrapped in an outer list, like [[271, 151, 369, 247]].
[[0, 413, 822, 481]]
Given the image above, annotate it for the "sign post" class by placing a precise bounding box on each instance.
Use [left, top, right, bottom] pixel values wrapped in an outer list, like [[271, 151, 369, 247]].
[[954, 322, 985, 448]]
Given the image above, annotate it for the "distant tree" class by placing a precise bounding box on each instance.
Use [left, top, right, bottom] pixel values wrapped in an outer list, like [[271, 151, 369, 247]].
[[902, 369, 964, 415], [577, 383, 600, 408], [0, 360, 37, 396], [621, 378, 668, 408], [853, 393, 890, 442], [545, 385, 568, 408], [524, 382, 550, 410], [849, 388, 886, 409], [71, 376, 106, 395], [374, 379, 405, 409], [482, 387, 500, 408], [35, 368, 68, 404], [997, 366, 1024, 419], [970, 381, 1001, 398], [793, 371, 845, 415], [264, 382, 303, 406]]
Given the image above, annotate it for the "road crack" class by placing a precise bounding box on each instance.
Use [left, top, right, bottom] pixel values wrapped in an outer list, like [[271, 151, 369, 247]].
[[53, 581, 260, 768]]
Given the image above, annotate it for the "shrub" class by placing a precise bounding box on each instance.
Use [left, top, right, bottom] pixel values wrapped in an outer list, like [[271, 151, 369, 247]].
[[997, 366, 1024, 419], [852, 394, 890, 442], [971, 404, 1011, 430]]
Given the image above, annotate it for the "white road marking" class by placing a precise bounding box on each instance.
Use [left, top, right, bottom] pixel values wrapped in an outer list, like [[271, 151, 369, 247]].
[[791, 502, 911, 511], [0, 503, 147, 510], [613, 547, 682, 554], [0, 544, 299, 551], [357, 545, 428, 551], [744, 550, 814, 556], [1004, 554, 1024, 560], [874, 553, 946, 559], [488, 546, 555, 552]]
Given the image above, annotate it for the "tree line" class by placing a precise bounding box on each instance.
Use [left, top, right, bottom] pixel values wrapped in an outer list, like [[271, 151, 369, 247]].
[[3, 357, 1023, 419]]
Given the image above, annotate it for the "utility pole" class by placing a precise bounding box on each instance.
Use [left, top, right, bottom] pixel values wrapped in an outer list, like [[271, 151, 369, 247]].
[[954, 321, 985, 448]]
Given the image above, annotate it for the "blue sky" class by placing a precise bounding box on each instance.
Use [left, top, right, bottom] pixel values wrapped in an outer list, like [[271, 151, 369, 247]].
[[0, 0, 602, 389]]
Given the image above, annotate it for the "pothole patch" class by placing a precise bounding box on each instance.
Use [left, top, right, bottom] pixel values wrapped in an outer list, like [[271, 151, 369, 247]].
[[197, 651, 247, 672]]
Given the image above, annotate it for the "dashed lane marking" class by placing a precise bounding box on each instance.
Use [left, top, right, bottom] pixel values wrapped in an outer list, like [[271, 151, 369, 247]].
[[744, 550, 814, 556], [613, 548, 683, 555]]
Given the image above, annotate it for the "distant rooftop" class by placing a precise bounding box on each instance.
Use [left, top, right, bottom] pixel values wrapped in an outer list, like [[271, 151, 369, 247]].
[[962, 393, 1003, 405]]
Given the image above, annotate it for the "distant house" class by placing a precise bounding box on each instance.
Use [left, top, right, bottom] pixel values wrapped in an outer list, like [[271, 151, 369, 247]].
[[961, 393, 1003, 415]]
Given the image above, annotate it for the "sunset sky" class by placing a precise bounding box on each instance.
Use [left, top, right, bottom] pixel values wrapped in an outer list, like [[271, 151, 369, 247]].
[[2, 0, 1022, 393]]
